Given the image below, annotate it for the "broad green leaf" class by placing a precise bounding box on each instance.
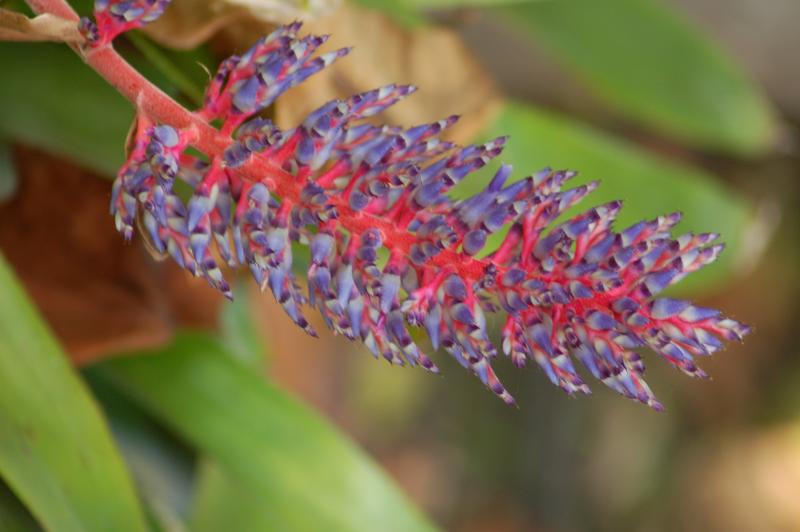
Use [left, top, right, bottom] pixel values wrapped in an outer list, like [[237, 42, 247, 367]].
[[0, 42, 132, 175], [85, 373, 196, 532], [354, 0, 539, 25], [219, 281, 269, 371], [0, 143, 17, 202], [1, 1, 33, 16], [0, 482, 42, 532], [351, 0, 427, 25], [357, 0, 539, 8], [98, 334, 438, 532], [0, 254, 148, 532], [0, 38, 210, 177], [189, 459, 281, 532], [479, 102, 751, 292], [413, 0, 539, 5], [499, 0, 776, 155]]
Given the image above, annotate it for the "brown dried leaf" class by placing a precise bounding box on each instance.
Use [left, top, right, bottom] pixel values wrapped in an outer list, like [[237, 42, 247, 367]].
[[0, 146, 223, 366], [148, 1, 500, 140], [143, 1, 242, 50], [0, 9, 83, 43], [680, 426, 800, 532], [225, 0, 339, 22], [271, 3, 502, 145], [123, 113, 140, 159], [144, 0, 337, 49]]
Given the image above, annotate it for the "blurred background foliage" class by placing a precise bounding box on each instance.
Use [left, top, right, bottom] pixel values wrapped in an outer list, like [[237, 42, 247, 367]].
[[0, 0, 797, 530]]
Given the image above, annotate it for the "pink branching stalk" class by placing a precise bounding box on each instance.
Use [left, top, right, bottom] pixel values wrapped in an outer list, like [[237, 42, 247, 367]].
[[26, 0, 750, 409]]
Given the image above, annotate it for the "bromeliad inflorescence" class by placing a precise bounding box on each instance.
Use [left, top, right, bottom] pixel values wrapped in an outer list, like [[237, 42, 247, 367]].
[[82, 0, 749, 409]]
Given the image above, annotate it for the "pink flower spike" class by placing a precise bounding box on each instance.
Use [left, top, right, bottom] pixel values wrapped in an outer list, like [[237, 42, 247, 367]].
[[103, 22, 750, 409]]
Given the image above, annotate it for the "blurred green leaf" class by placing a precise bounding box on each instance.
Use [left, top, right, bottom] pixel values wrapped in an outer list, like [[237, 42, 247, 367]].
[[0, 482, 42, 532], [351, 0, 426, 25], [357, 0, 539, 7], [219, 282, 269, 371], [1, 1, 33, 15], [355, 0, 540, 25], [499, 0, 776, 155], [0, 254, 148, 532], [414, 0, 539, 5], [190, 459, 281, 532], [0, 143, 17, 202], [99, 334, 438, 532], [479, 101, 751, 292], [86, 372, 196, 532], [0, 36, 213, 176], [0, 42, 132, 175]]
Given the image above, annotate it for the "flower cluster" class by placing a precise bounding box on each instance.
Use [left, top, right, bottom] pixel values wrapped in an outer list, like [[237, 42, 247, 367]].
[[94, 3, 750, 408], [79, 0, 170, 46]]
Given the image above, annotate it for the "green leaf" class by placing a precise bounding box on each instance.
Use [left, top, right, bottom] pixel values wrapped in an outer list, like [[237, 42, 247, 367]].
[[0, 482, 42, 532], [354, 0, 539, 25], [98, 334, 438, 532], [0, 254, 148, 532], [189, 459, 282, 532], [219, 281, 269, 372], [357, 0, 538, 8], [351, 0, 426, 25], [86, 372, 196, 532], [479, 101, 752, 292], [0, 42, 132, 176], [0, 142, 17, 203], [417, 0, 539, 5], [499, 0, 776, 155]]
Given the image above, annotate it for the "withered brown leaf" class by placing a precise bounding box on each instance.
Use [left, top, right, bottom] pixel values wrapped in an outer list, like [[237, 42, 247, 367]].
[[271, 3, 503, 145], [0, 146, 223, 366], [143, 0, 337, 50], [0, 9, 83, 43]]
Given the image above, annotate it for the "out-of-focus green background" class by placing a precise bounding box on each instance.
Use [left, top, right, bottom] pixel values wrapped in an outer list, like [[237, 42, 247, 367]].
[[0, 0, 798, 530]]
